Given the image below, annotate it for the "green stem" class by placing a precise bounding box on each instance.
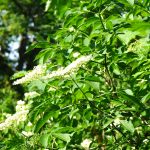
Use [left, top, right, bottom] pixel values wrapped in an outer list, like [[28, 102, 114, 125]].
[[70, 75, 101, 112]]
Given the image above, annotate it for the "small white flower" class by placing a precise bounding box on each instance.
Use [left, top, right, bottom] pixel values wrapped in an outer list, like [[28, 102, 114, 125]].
[[27, 122, 32, 127], [68, 26, 75, 32], [143, 139, 148, 143], [22, 131, 34, 137], [24, 91, 40, 100], [81, 139, 92, 150], [17, 100, 25, 105], [114, 118, 120, 126], [73, 52, 80, 58], [48, 87, 57, 91]]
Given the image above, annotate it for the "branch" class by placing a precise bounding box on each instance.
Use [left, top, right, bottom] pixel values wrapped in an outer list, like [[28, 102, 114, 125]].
[[104, 54, 117, 96], [70, 75, 102, 113]]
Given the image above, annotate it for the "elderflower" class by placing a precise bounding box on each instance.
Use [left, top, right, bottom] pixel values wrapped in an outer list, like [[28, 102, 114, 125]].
[[22, 131, 34, 137], [81, 139, 92, 150], [43, 55, 92, 80], [0, 100, 29, 130], [13, 64, 47, 85], [24, 91, 40, 100], [48, 87, 57, 91], [114, 118, 120, 126], [73, 52, 80, 58], [68, 26, 75, 32], [27, 121, 32, 127]]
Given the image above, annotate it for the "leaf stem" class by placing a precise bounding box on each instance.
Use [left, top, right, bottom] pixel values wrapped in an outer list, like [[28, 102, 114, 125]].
[[69, 75, 101, 112]]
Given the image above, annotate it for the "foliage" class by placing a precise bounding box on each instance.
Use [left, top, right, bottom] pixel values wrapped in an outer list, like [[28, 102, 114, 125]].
[[1, 0, 150, 149]]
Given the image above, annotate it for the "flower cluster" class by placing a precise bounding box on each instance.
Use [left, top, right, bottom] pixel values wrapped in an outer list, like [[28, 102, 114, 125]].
[[43, 55, 92, 80], [24, 91, 40, 100], [0, 100, 29, 130], [13, 65, 47, 85]]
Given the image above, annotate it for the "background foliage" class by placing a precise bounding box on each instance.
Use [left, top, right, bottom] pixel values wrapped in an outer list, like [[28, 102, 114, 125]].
[[0, 0, 150, 149]]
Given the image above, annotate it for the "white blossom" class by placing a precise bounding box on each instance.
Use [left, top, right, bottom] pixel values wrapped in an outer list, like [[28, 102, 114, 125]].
[[13, 65, 46, 85], [43, 55, 92, 80], [48, 87, 57, 91], [114, 118, 120, 126], [17, 100, 25, 105], [0, 100, 29, 130], [22, 131, 34, 137], [27, 121, 32, 127], [73, 52, 80, 58], [68, 26, 75, 32], [81, 139, 92, 150], [24, 91, 40, 100], [143, 139, 149, 143]]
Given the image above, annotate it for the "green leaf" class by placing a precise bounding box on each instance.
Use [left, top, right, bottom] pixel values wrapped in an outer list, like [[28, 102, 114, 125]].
[[120, 120, 134, 133], [11, 71, 27, 80], [103, 118, 114, 129], [125, 89, 134, 96], [28, 80, 46, 91], [86, 81, 100, 92], [40, 134, 50, 148], [65, 35, 73, 43], [111, 63, 120, 75], [126, 0, 134, 5], [141, 93, 150, 104], [85, 76, 100, 82], [117, 30, 138, 45], [106, 20, 113, 30], [34, 105, 60, 133], [52, 133, 71, 143], [83, 38, 90, 46], [26, 41, 50, 53]]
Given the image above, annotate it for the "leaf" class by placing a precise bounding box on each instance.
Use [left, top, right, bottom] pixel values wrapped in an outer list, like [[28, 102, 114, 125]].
[[120, 120, 134, 133], [40, 134, 50, 148], [117, 30, 138, 45], [125, 89, 134, 96], [11, 71, 27, 80], [26, 41, 50, 53], [28, 80, 46, 91], [106, 20, 113, 30], [126, 0, 134, 5], [83, 38, 90, 46], [85, 76, 100, 82], [34, 105, 60, 133], [59, 147, 66, 150], [132, 71, 144, 78], [74, 89, 83, 99], [34, 48, 52, 61], [103, 118, 114, 129], [141, 93, 150, 104], [52, 133, 71, 143], [65, 35, 73, 43], [111, 63, 120, 75], [86, 81, 100, 92]]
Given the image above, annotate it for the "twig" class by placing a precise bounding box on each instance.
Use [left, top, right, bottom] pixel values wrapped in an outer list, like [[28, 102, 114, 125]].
[[69, 75, 101, 113]]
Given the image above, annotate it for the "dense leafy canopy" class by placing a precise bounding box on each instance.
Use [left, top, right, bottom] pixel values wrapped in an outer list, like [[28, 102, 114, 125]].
[[0, 0, 150, 149]]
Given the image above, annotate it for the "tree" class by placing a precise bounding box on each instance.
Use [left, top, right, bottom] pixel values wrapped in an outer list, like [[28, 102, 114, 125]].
[[0, 0, 150, 149]]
